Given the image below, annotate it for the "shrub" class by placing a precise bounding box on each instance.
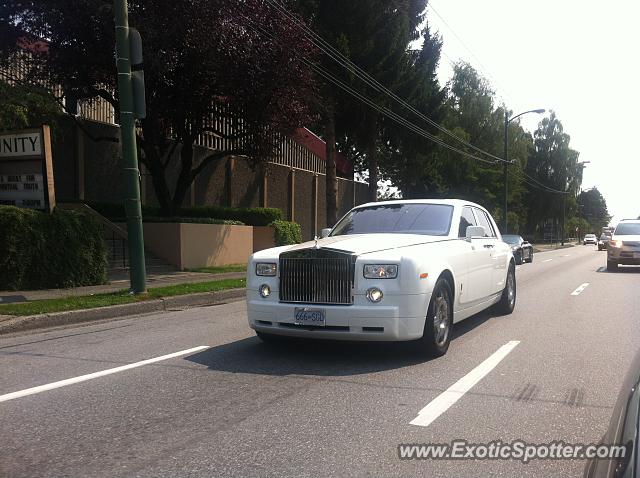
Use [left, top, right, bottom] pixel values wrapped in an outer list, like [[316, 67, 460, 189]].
[[270, 220, 302, 246], [0, 206, 107, 290], [178, 206, 282, 226], [87, 202, 281, 226], [141, 217, 244, 225]]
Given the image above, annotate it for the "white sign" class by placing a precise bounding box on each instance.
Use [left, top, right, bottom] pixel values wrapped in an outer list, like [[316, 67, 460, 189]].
[[0, 132, 42, 158], [0, 173, 45, 209]]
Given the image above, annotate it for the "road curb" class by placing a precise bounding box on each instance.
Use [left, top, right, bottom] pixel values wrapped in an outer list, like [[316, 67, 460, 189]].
[[0, 288, 246, 335]]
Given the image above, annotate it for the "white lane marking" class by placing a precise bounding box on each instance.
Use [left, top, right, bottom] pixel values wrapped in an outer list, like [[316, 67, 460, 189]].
[[571, 283, 590, 296], [409, 341, 520, 427], [542, 258, 553, 263], [0, 345, 209, 403]]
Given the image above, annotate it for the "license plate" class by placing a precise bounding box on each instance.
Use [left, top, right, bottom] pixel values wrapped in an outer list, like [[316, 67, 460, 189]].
[[294, 307, 326, 326]]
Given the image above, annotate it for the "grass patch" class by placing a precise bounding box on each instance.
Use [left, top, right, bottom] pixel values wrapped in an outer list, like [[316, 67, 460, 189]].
[[189, 264, 247, 274], [0, 278, 246, 316]]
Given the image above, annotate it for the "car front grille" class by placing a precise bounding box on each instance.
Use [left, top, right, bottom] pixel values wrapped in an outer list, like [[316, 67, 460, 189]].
[[279, 248, 355, 305]]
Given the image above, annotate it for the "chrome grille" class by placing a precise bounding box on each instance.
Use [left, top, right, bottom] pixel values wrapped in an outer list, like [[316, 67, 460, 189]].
[[279, 249, 354, 305]]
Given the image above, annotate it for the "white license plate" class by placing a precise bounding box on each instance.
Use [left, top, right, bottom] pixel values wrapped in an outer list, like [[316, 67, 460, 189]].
[[294, 308, 326, 326]]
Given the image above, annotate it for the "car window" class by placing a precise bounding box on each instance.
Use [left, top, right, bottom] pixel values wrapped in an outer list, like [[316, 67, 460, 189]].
[[458, 206, 477, 238], [331, 203, 454, 236], [502, 234, 521, 245], [473, 208, 496, 238], [615, 223, 640, 235]]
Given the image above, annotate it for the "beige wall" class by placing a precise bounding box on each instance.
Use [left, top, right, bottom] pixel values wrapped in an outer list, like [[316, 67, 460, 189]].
[[179, 223, 253, 269], [121, 222, 256, 269]]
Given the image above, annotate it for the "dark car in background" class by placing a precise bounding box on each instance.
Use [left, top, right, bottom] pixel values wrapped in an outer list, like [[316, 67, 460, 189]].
[[598, 234, 611, 251], [502, 234, 533, 265], [584, 351, 640, 477]]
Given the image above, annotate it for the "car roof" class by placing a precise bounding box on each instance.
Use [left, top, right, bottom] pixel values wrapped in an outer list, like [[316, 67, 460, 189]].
[[353, 198, 487, 210], [618, 219, 640, 224]]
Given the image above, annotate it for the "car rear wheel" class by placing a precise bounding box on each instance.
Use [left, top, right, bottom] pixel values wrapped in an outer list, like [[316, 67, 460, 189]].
[[495, 263, 516, 315], [416, 278, 453, 358]]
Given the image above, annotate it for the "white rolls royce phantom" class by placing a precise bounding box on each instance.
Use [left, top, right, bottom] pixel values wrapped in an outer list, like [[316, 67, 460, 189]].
[[246, 199, 516, 356]]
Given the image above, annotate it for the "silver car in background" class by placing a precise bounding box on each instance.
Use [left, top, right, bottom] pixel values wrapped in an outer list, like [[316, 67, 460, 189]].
[[583, 233, 597, 245], [607, 220, 640, 271]]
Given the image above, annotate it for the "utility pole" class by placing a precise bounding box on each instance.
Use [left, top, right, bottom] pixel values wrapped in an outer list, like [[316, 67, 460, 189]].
[[114, 0, 147, 294], [561, 193, 566, 246], [503, 111, 508, 234]]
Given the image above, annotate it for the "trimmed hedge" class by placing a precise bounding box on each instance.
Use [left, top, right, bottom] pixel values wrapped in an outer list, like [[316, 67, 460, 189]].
[[0, 206, 107, 290], [87, 202, 282, 226], [270, 220, 302, 246], [140, 217, 244, 225]]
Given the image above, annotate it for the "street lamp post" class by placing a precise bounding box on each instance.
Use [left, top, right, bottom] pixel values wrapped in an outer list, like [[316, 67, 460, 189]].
[[503, 108, 545, 233]]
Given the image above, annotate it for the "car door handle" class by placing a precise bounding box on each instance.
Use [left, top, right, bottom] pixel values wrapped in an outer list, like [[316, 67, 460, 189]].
[[483, 244, 494, 249]]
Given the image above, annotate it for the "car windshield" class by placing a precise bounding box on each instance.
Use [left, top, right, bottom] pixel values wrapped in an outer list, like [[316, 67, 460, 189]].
[[331, 203, 454, 236], [600, 234, 610, 240], [615, 223, 640, 235], [585, 234, 596, 238], [502, 235, 521, 245]]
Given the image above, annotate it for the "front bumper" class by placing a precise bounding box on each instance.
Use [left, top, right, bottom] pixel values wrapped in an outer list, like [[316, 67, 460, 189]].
[[246, 290, 430, 341]]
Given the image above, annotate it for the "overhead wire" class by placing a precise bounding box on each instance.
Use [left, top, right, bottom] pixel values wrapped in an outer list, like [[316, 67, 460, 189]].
[[264, 0, 510, 164], [242, 11, 498, 166]]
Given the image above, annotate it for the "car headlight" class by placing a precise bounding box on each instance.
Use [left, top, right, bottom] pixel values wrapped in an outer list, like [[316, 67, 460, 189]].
[[610, 240, 622, 248], [363, 264, 398, 279], [256, 262, 277, 276]]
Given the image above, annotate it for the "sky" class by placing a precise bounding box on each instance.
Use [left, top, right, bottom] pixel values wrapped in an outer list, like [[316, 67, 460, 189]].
[[424, 0, 639, 224]]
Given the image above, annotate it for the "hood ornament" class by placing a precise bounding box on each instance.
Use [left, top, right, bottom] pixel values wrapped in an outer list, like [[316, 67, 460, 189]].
[[314, 235, 320, 249]]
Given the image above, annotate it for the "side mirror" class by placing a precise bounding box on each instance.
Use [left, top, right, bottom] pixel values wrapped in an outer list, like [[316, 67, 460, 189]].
[[465, 225, 486, 240], [321, 228, 331, 238]]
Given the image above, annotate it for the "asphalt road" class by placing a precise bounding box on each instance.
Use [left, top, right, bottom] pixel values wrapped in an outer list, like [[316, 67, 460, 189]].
[[1, 245, 639, 477]]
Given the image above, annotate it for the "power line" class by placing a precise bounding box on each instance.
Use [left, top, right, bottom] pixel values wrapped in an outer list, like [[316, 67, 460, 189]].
[[426, 1, 516, 106], [265, 0, 509, 164], [242, 9, 498, 166], [512, 169, 569, 194]]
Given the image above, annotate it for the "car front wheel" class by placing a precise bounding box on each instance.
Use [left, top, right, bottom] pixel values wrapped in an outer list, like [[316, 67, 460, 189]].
[[417, 277, 453, 358], [607, 260, 618, 271]]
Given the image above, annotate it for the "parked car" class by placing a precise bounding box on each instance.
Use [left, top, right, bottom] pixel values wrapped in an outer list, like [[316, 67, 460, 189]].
[[584, 350, 640, 477], [502, 234, 533, 264], [584, 234, 598, 245], [247, 199, 516, 357], [597, 234, 611, 251], [607, 219, 640, 271]]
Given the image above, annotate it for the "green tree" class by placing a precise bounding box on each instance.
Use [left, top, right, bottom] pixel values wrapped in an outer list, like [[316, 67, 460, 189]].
[[429, 62, 532, 232], [294, 0, 427, 220], [2, 0, 317, 215], [524, 112, 582, 237], [379, 23, 447, 199], [577, 188, 611, 233], [0, 81, 62, 130]]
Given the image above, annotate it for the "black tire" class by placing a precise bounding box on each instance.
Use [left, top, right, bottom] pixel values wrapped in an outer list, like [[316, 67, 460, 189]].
[[607, 260, 618, 271], [416, 278, 453, 358], [515, 249, 523, 265], [526, 249, 534, 263], [495, 263, 516, 315]]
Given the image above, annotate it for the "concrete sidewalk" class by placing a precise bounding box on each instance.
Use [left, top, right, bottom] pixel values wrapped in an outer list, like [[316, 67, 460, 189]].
[[0, 269, 245, 304]]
